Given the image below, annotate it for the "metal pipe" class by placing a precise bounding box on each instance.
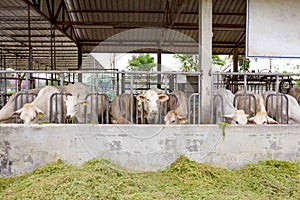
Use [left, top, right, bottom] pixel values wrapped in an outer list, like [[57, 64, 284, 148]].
[[157, 49, 161, 89], [198, 74, 201, 124]]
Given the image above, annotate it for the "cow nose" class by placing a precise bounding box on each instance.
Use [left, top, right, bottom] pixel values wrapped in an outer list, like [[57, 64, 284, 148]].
[[151, 110, 158, 115]]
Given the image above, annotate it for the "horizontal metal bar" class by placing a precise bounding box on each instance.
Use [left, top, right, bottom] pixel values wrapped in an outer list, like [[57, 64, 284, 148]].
[[211, 72, 297, 76], [0, 70, 203, 75]]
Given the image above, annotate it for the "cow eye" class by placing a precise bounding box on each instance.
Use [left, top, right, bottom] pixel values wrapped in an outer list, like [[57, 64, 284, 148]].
[[172, 120, 176, 123], [235, 121, 239, 124], [146, 98, 150, 102]]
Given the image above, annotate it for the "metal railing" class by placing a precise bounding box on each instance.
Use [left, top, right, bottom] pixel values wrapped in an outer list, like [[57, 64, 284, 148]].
[[3, 70, 299, 124], [14, 91, 38, 111], [84, 93, 110, 124], [265, 93, 289, 124], [211, 72, 300, 124], [0, 70, 203, 124]]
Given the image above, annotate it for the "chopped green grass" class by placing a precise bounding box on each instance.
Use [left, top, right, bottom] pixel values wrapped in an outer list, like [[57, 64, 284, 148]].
[[0, 156, 299, 199]]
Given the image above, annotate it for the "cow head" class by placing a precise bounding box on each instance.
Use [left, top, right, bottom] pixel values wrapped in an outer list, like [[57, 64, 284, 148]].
[[164, 110, 188, 125], [10, 103, 45, 124], [223, 110, 249, 125], [65, 95, 87, 119], [248, 111, 278, 124], [136, 89, 169, 123]]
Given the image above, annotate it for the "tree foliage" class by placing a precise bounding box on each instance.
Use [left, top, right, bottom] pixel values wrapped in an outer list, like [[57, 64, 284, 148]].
[[238, 55, 250, 72], [173, 54, 198, 72], [126, 54, 155, 71], [212, 55, 226, 67], [174, 54, 227, 72]]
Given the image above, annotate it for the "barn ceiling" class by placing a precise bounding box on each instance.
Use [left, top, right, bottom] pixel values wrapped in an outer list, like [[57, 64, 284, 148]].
[[0, 0, 246, 70]]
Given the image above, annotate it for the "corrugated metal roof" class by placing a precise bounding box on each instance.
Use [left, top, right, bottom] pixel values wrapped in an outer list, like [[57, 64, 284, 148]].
[[0, 0, 247, 70]]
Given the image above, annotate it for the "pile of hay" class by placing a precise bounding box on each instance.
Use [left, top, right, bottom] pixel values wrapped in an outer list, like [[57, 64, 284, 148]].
[[1, 156, 299, 199]]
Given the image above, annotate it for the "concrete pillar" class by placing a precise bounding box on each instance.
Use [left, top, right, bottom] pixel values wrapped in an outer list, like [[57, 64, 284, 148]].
[[199, 0, 212, 123]]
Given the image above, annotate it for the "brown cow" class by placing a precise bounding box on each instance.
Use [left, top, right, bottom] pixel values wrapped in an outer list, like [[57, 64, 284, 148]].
[[109, 93, 137, 124], [288, 85, 300, 103], [164, 90, 189, 125]]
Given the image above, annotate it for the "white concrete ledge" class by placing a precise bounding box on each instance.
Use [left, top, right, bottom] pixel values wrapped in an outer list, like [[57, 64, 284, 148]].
[[0, 124, 299, 177]]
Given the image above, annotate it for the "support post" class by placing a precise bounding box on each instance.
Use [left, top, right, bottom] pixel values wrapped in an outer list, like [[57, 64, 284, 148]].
[[198, 0, 212, 124], [233, 48, 239, 72], [157, 49, 162, 89], [77, 45, 82, 82], [28, 4, 33, 89], [233, 48, 239, 93], [50, 24, 54, 85]]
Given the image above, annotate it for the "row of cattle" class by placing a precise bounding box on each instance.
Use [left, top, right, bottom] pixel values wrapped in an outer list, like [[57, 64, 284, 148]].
[[214, 86, 300, 124], [0, 82, 189, 125], [1, 81, 300, 125]]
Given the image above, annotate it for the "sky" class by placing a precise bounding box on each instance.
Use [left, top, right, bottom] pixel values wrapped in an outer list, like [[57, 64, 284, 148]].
[[91, 53, 300, 73], [91, 53, 181, 71]]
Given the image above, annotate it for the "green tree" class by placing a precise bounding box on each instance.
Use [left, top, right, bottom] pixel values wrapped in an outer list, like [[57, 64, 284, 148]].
[[126, 54, 155, 71], [238, 55, 250, 72], [212, 55, 226, 67], [173, 54, 198, 72], [174, 54, 227, 72]]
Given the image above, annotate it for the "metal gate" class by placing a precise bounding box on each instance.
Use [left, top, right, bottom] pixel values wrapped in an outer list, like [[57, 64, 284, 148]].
[[84, 93, 110, 124]]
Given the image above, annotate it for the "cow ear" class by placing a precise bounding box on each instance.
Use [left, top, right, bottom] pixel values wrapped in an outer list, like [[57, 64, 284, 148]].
[[136, 94, 145, 102], [223, 113, 234, 119], [178, 116, 188, 124], [10, 108, 23, 118], [267, 116, 278, 124], [79, 100, 88, 106], [247, 117, 256, 124], [163, 114, 168, 123], [35, 108, 45, 118], [158, 94, 169, 102]]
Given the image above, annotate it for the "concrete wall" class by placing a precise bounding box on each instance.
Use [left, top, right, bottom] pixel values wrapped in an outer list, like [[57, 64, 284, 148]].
[[0, 124, 300, 177]]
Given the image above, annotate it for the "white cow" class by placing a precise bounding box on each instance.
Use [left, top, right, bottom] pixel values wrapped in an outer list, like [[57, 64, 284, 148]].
[[0, 88, 40, 123], [235, 90, 277, 124], [65, 93, 108, 123], [10, 82, 92, 124], [213, 89, 249, 125], [136, 89, 169, 124], [63, 82, 93, 123], [263, 90, 300, 124], [164, 90, 189, 125], [10, 86, 62, 124]]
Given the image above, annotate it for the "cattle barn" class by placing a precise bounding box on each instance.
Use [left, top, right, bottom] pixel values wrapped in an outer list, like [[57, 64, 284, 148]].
[[0, 0, 299, 176]]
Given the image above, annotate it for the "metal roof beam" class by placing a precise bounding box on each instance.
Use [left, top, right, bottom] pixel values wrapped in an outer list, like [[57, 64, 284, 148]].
[[67, 9, 245, 16], [0, 32, 28, 47], [0, 39, 74, 43], [56, 21, 245, 30], [21, 0, 77, 43], [0, 34, 66, 37], [0, 6, 27, 10], [0, 44, 76, 48], [0, 17, 46, 21], [0, 27, 52, 30]]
